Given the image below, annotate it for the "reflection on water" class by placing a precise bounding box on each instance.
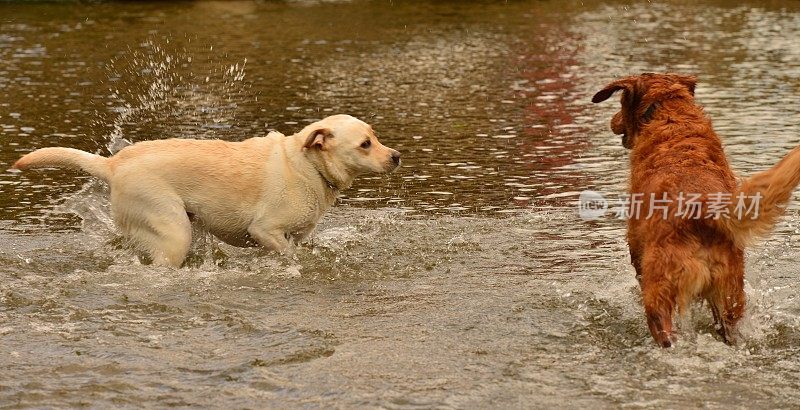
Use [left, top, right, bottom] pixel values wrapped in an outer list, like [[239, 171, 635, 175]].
[[1, 0, 800, 407]]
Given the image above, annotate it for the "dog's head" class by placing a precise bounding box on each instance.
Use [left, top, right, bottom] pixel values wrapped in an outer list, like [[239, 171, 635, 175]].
[[591, 73, 697, 149], [300, 114, 401, 189]]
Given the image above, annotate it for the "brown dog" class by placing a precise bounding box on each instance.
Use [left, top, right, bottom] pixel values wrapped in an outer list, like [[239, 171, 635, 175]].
[[593, 73, 800, 347]]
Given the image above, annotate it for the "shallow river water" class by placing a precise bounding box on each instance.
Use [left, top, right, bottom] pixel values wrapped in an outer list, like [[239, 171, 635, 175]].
[[2, 1, 800, 408]]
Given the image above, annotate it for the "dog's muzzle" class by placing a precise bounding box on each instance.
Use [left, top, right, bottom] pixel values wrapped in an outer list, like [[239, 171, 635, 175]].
[[390, 150, 401, 169]]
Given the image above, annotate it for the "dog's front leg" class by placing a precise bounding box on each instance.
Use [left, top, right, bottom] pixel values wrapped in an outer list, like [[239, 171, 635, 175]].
[[247, 225, 290, 253]]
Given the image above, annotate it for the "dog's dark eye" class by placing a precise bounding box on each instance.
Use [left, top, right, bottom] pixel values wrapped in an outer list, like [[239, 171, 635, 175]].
[[360, 140, 371, 149]]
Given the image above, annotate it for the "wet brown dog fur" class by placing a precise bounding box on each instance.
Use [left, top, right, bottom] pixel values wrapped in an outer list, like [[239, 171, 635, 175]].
[[593, 73, 800, 347]]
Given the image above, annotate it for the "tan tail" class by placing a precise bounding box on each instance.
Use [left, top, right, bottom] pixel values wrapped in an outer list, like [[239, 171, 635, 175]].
[[722, 145, 800, 246], [13, 147, 112, 181]]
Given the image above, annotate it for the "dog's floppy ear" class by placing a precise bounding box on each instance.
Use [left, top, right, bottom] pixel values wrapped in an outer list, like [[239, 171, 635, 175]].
[[673, 74, 697, 96], [303, 128, 333, 150], [591, 78, 636, 103]]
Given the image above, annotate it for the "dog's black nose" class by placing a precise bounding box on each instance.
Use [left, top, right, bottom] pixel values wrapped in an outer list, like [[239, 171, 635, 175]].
[[391, 150, 401, 165]]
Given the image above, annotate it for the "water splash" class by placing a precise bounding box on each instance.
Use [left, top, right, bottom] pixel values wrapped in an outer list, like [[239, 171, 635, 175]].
[[96, 39, 250, 153], [56, 39, 252, 236]]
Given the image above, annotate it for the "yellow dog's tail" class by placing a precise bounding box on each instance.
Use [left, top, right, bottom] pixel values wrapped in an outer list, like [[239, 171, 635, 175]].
[[13, 147, 112, 181]]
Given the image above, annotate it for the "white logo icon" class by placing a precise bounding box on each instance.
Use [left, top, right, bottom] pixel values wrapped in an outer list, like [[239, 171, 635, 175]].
[[579, 190, 607, 220]]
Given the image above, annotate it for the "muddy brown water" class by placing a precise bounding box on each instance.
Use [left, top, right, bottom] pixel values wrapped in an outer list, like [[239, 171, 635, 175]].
[[2, 1, 800, 408]]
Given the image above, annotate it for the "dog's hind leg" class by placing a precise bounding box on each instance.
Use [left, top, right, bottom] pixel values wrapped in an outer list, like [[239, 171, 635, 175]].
[[111, 189, 192, 268], [640, 247, 679, 348], [707, 259, 746, 345], [642, 281, 677, 348]]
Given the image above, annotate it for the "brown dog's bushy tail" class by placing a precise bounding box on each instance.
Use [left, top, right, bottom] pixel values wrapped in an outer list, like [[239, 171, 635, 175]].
[[13, 147, 112, 181], [721, 146, 800, 246]]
